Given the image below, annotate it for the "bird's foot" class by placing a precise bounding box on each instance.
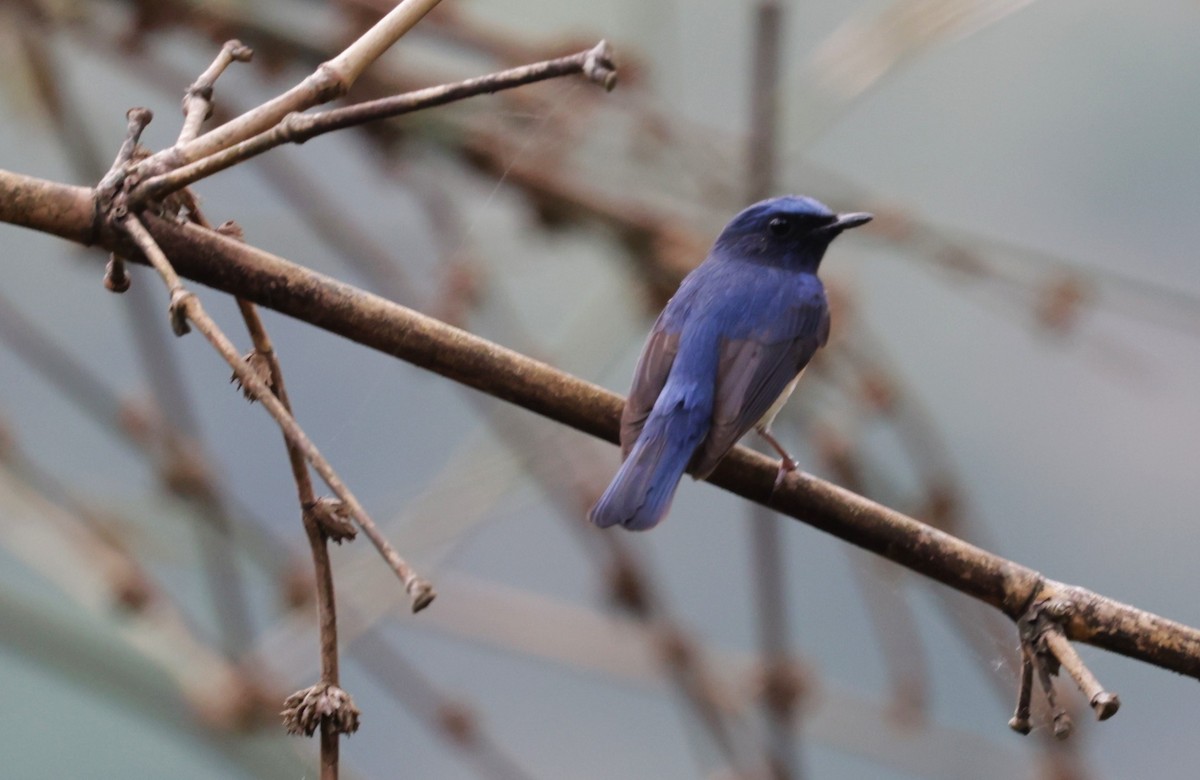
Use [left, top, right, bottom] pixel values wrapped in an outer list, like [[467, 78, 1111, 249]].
[[757, 427, 798, 491], [772, 456, 798, 491]]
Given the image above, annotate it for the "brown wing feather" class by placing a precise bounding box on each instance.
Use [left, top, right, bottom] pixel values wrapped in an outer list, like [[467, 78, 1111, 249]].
[[689, 308, 829, 478], [619, 328, 680, 458]]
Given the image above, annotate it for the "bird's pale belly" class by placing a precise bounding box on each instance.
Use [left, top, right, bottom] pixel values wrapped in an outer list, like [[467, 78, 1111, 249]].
[[756, 368, 805, 432]]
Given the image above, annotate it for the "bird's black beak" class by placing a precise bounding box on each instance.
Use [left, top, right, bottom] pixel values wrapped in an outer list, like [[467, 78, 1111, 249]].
[[833, 212, 873, 231]]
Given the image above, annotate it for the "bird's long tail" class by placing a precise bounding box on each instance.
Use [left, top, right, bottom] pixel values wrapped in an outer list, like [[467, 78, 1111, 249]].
[[589, 396, 708, 531]]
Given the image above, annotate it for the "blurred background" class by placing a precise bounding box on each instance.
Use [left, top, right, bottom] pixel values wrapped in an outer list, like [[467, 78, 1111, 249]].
[[1, 0, 1199, 778]]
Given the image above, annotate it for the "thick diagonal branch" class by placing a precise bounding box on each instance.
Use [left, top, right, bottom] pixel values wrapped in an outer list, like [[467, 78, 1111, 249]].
[[122, 215, 1200, 676], [2, 173, 1199, 682]]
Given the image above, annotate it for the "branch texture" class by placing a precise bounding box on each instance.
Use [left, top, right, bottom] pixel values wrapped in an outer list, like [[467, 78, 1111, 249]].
[[2, 173, 1199, 682], [105, 214, 1200, 678]]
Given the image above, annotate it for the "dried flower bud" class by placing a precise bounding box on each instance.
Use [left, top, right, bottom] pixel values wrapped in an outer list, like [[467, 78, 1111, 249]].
[[282, 682, 361, 737], [232, 349, 274, 401], [306, 498, 357, 543]]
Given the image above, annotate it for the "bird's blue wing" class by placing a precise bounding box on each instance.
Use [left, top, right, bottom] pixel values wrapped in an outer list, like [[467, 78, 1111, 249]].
[[690, 287, 829, 478]]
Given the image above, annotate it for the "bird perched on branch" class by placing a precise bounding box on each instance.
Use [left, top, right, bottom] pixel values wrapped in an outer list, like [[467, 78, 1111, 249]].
[[590, 195, 871, 531]]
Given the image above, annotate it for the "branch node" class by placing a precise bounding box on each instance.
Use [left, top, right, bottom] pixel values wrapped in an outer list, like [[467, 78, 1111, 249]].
[[168, 288, 193, 336], [233, 349, 276, 401], [583, 39, 618, 91], [97, 107, 154, 204], [178, 40, 256, 144], [311, 63, 350, 104], [215, 219, 245, 242], [304, 498, 358, 544], [282, 682, 360, 737], [1011, 595, 1120, 737]]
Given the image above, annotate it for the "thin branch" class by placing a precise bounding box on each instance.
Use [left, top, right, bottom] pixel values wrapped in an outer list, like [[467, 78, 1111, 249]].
[[0, 287, 295, 581], [18, 39, 263, 655], [236, 298, 347, 779], [138, 0, 445, 173], [132, 41, 616, 206], [118, 215, 434, 613], [177, 39, 253, 144], [324, 0, 446, 88]]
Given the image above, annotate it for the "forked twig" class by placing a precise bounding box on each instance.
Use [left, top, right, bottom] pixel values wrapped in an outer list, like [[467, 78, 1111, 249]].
[[133, 40, 615, 205], [1010, 595, 1121, 738], [118, 215, 434, 613], [139, 0, 446, 171], [234, 295, 353, 777], [177, 39, 253, 144]]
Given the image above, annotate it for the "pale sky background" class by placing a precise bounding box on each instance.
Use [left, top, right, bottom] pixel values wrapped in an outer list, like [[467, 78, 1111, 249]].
[[1, 1, 1199, 778]]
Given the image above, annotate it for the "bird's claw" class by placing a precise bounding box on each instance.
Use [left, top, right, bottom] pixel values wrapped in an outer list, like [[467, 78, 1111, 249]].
[[772, 457, 798, 491]]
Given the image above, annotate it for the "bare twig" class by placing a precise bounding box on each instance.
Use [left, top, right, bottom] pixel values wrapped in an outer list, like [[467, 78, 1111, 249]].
[[118, 215, 434, 613], [236, 298, 347, 779], [0, 286, 293, 586], [1011, 597, 1121, 738], [93, 104, 263, 658], [139, 0, 445, 173], [132, 41, 616, 206], [178, 39, 253, 144]]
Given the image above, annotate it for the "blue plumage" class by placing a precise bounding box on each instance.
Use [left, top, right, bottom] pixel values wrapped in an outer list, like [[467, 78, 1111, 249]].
[[590, 196, 871, 531]]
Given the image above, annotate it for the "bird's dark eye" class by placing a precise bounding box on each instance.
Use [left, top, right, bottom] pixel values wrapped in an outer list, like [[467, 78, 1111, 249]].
[[767, 216, 791, 237]]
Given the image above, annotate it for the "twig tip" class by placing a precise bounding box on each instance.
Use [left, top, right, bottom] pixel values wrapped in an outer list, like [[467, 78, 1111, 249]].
[[1091, 691, 1121, 720], [126, 106, 154, 127], [584, 40, 618, 92], [1007, 714, 1032, 735], [408, 579, 436, 613], [226, 40, 254, 62], [103, 255, 131, 293], [1053, 711, 1073, 740]]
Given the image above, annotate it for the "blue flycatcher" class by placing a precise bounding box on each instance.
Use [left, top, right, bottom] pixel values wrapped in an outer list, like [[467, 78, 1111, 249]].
[[590, 195, 871, 531]]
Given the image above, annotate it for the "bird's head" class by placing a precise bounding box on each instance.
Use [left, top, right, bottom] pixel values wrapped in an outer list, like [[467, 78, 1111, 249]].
[[713, 195, 872, 272]]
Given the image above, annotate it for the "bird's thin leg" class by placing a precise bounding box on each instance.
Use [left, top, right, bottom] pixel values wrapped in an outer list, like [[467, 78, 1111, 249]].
[[756, 426, 798, 488]]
